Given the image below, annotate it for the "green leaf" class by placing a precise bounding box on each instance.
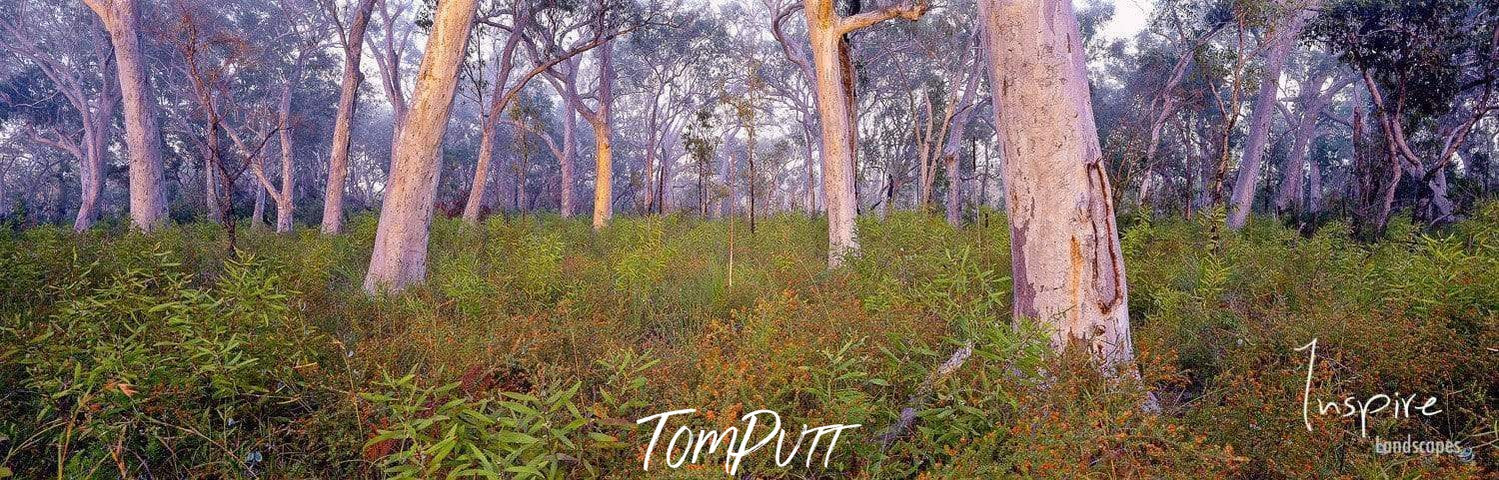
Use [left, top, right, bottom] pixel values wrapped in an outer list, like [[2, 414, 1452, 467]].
[[496, 432, 539, 444]]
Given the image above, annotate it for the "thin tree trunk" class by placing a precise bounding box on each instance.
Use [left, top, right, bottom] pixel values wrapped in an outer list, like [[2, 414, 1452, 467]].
[[979, 0, 1147, 382], [275, 80, 296, 232], [322, 0, 377, 234], [560, 100, 577, 217], [1227, 1, 1317, 229], [363, 0, 478, 293]]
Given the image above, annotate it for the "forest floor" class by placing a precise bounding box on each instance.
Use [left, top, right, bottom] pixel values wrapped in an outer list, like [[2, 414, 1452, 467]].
[[1, 206, 1495, 478]]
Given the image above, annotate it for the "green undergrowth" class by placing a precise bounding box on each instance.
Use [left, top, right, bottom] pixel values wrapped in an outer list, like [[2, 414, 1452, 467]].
[[0, 206, 1494, 478]]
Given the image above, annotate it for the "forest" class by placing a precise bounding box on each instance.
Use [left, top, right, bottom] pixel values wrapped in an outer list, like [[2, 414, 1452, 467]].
[[0, 0, 1495, 478]]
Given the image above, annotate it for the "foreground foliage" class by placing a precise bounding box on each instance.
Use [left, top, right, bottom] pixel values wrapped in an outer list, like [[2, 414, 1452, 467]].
[[1, 207, 1495, 478]]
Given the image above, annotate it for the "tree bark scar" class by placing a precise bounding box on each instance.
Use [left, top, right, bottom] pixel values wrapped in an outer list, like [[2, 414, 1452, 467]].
[[1011, 219, 1038, 319], [1086, 162, 1123, 313], [1069, 234, 1084, 333]]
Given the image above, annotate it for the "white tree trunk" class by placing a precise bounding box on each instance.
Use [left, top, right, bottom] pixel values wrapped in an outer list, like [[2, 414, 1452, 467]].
[[804, 0, 927, 267], [1226, 0, 1317, 230], [276, 81, 296, 233], [322, 0, 377, 234], [560, 100, 578, 217], [980, 0, 1143, 372], [807, 19, 859, 267], [363, 0, 478, 293], [85, 0, 167, 231]]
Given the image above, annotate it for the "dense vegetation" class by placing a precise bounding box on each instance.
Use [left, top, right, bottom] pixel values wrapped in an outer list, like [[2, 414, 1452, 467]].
[[1, 208, 1495, 478]]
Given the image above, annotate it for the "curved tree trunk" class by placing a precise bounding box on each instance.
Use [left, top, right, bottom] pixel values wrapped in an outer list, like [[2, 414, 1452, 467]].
[[322, 0, 377, 234], [1227, 0, 1317, 230], [363, 0, 478, 293], [84, 0, 167, 231], [979, 0, 1143, 375]]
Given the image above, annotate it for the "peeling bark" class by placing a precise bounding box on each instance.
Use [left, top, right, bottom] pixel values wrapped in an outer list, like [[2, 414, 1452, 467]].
[[979, 0, 1144, 376], [804, 0, 928, 267]]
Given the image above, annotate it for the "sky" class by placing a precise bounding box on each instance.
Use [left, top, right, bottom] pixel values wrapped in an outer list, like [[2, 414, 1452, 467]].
[[702, 0, 1156, 42], [1104, 0, 1156, 42]]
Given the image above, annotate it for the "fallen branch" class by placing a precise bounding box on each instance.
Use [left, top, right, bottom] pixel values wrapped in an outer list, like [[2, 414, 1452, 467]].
[[878, 341, 973, 449]]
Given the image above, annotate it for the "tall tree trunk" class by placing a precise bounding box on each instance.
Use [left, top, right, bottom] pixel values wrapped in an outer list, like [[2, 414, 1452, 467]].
[[979, 0, 1145, 377], [560, 100, 577, 217], [590, 44, 616, 230], [363, 0, 478, 293], [461, 6, 527, 224], [804, 0, 927, 267], [275, 81, 296, 233], [322, 0, 377, 234], [1226, 1, 1316, 229], [84, 0, 167, 231]]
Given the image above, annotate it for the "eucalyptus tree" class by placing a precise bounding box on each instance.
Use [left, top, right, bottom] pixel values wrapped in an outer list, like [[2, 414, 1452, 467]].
[[0, 2, 119, 231], [1313, 0, 1499, 234], [764, 0, 823, 214], [363, 0, 479, 293], [530, 0, 652, 229], [801, 0, 929, 268], [1226, 0, 1322, 230], [321, 0, 378, 234], [979, 0, 1149, 396], [244, 0, 334, 233], [165, 0, 291, 250], [614, 9, 721, 214], [460, 0, 633, 224], [82, 0, 168, 231], [1273, 54, 1354, 218]]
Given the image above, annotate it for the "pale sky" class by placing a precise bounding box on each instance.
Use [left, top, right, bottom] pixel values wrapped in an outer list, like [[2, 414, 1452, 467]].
[[1103, 0, 1155, 42], [702, 0, 1156, 42]]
